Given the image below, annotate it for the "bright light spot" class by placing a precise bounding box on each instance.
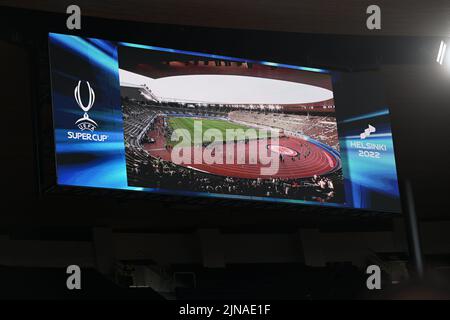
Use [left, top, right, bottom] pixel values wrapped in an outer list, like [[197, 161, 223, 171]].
[[437, 41, 447, 65]]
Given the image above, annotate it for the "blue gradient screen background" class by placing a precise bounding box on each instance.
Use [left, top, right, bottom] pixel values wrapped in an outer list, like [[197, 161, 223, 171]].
[[48, 32, 401, 213]]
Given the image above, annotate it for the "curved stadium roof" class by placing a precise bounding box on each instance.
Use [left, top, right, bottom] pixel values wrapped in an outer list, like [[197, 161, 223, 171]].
[[119, 69, 333, 105]]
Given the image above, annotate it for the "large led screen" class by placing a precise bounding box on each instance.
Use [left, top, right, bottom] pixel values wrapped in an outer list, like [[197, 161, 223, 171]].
[[48, 32, 401, 212]]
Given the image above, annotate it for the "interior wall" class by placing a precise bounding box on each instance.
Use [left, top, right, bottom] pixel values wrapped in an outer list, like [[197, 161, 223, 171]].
[[1, 221, 448, 268], [0, 34, 449, 270], [0, 41, 36, 209]]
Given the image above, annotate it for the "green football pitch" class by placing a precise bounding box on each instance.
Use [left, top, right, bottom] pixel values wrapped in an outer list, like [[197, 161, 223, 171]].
[[167, 117, 269, 146]]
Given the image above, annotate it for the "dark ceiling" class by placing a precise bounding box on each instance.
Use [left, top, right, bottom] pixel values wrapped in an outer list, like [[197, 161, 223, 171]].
[[2, 0, 450, 37], [0, 1, 449, 226]]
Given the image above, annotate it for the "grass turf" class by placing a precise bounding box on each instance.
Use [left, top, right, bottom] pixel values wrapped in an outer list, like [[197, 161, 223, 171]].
[[167, 117, 268, 146]]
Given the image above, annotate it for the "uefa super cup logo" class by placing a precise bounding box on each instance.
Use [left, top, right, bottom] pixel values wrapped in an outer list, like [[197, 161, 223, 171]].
[[74, 80, 98, 131]]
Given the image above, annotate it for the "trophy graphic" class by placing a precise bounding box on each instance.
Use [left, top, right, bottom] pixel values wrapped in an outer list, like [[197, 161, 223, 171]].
[[74, 80, 98, 131]]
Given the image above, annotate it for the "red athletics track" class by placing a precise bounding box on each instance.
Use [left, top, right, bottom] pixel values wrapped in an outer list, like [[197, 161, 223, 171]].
[[143, 116, 339, 180]]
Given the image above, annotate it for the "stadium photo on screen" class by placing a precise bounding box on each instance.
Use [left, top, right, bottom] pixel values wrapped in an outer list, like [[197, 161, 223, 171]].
[[119, 45, 344, 204]]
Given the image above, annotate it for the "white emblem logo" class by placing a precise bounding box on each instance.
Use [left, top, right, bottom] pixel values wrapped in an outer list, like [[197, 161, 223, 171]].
[[74, 80, 98, 131], [360, 124, 376, 139]]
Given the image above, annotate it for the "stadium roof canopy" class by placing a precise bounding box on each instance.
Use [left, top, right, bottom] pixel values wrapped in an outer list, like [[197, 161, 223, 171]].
[[120, 69, 333, 105]]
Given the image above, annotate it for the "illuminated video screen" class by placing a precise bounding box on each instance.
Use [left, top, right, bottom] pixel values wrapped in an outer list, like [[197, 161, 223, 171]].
[[48, 32, 401, 212]]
